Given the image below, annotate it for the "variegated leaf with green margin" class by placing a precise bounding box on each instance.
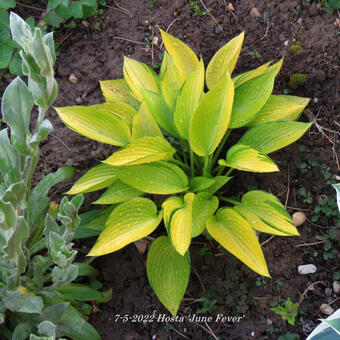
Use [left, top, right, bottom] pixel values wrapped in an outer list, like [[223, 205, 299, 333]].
[[205, 176, 232, 195], [141, 88, 179, 136], [66, 164, 119, 194], [189, 73, 234, 156], [173, 60, 204, 139], [206, 31, 244, 89], [219, 144, 279, 173], [88, 197, 162, 255], [103, 136, 175, 166], [189, 176, 215, 192], [132, 102, 163, 139], [170, 193, 195, 255], [233, 58, 283, 88], [160, 28, 199, 77], [229, 70, 276, 128], [93, 180, 144, 204], [91, 102, 138, 128], [162, 196, 184, 232], [118, 161, 188, 194], [123, 56, 159, 102], [248, 95, 310, 126], [239, 121, 312, 154], [160, 51, 171, 79], [161, 52, 185, 108], [239, 190, 299, 235], [55, 105, 131, 146], [206, 207, 270, 276], [99, 78, 139, 109], [192, 192, 219, 237], [233, 61, 271, 88], [146, 236, 190, 316], [233, 205, 291, 236]]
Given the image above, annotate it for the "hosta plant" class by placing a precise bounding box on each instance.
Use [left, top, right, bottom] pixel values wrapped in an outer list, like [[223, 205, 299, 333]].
[[55, 29, 311, 316], [0, 13, 109, 340]]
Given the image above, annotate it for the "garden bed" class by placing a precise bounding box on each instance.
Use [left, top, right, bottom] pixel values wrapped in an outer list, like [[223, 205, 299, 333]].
[[4, 0, 340, 339]]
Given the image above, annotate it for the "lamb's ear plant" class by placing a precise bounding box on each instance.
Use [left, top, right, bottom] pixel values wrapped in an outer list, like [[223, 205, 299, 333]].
[[0, 13, 109, 340], [55, 29, 312, 316]]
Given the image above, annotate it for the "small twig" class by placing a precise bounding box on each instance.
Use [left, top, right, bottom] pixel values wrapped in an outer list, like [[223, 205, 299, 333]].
[[286, 206, 312, 211], [170, 325, 191, 339], [306, 217, 340, 229], [260, 21, 270, 40], [299, 281, 326, 305], [329, 296, 340, 305], [223, 0, 238, 22], [49, 133, 71, 152], [114, 36, 145, 45], [285, 165, 290, 208], [261, 235, 275, 246], [56, 33, 72, 45], [199, 0, 224, 32], [158, 18, 180, 50], [16, 2, 44, 11], [204, 320, 219, 340], [192, 266, 206, 293], [182, 315, 219, 340], [295, 240, 327, 247], [110, 0, 133, 17]]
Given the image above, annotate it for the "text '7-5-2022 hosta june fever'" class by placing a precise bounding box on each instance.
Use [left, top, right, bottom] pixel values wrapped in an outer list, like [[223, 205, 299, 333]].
[[55, 29, 311, 316]]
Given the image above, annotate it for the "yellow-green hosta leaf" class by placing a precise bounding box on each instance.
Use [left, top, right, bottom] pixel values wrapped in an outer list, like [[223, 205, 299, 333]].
[[93, 180, 144, 204], [189, 176, 215, 192], [192, 192, 219, 237], [55, 105, 131, 146], [66, 164, 119, 194], [160, 51, 171, 79], [239, 121, 312, 154], [146, 236, 190, 316], [233, 205, 290, 236], [141, 88, 179, 137], [132, 102, 163, 139], [233, 61, 271, 88], [205, 176, 232, 195], [99, 79, 139, 109], [248, 95, 310, 126], [240, 190, 299, 235], [206, 31, 244, 89], [161, 52, 185, 108], [206, 207, 270, 276], [88, 197, 162, 256], [189, 73, 234, 156], [160, 29, 199, 78], [229, 70, 276, 129], [219, 144, 279, 173], [162, 196, 184, 231], [123, 56, 160, 102], [266, 58, 283, 76], [91, 102, 137, 128], [118, 161, 188, 194], [173, 60, 204, 139], [170, 193, 195, 255], [103, 136, 175, 166]]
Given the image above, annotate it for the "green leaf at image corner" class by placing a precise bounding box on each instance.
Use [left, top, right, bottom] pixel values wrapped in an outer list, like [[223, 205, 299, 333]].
[[43, 11, 63, 28], [147, 236, 190, 316], [0, 0, 15, 9]]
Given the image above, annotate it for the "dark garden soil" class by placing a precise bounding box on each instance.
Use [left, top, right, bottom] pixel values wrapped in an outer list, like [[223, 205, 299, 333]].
[[3, 0, 340, 339]]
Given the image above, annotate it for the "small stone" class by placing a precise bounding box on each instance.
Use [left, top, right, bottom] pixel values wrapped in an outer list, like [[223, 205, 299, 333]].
[[250, 7, 261, 18], [298, 264, 317, 275], [297, 18, 303, 25], [152, 36, 159, 46], [227, 2, 234, 11], [214, 25, 223, 34], [82, 20, 89, 28], [313, 97, 318, 103], [292, 212, 306, 227], [284, 40, 289, 46], [69, 73, 78, 84], [266, 319, 273, 326], [75, 97, 82, 104], [319, 303, 334, 315], [325, 287, 333, 297], [333, 281, 340, 294], [336, 175, 340, 181]]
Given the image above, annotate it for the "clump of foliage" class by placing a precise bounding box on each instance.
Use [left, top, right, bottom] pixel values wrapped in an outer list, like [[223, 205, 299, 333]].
[[271, 297, 299, 326], [55, 30, 311, 316], [0, 13, 108, 339], [0, 0, 106, 75], [289, 73, 307, 89]]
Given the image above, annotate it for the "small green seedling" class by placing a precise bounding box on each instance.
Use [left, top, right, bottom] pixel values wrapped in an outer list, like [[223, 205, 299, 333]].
[[272, 297, 299, 326]]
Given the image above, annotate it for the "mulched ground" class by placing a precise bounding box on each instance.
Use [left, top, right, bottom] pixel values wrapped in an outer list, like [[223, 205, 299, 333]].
[[2, 0, 340, 339]]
